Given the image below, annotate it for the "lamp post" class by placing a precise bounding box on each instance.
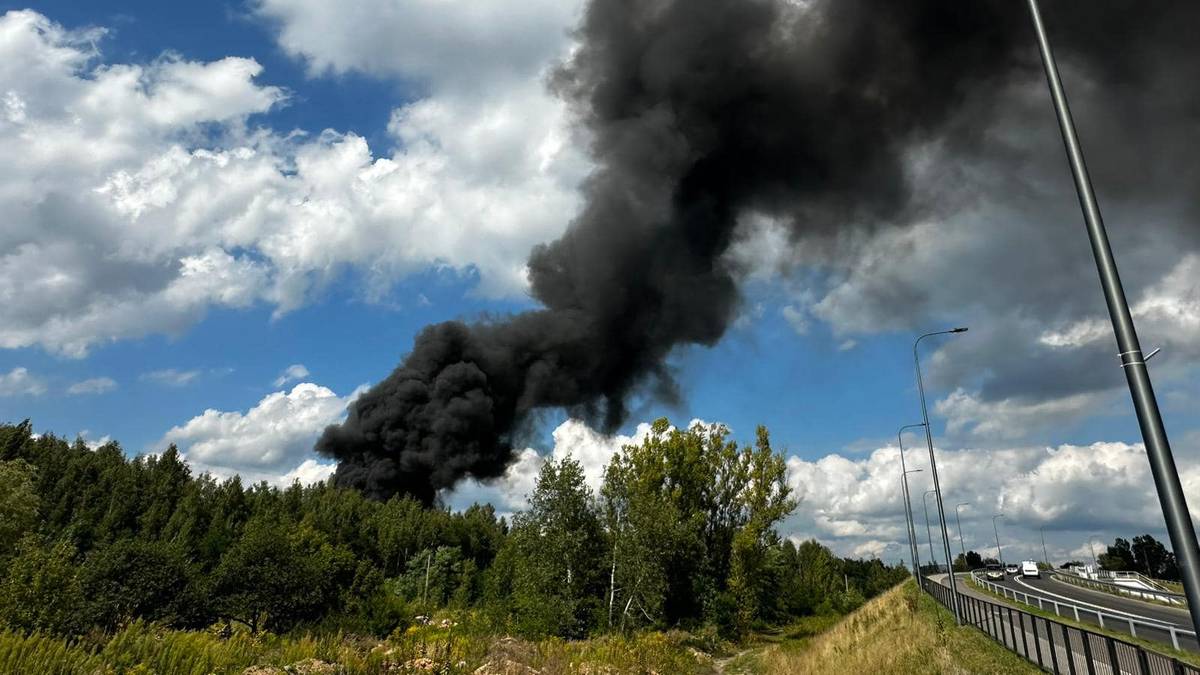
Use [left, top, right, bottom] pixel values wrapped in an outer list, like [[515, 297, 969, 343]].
[[901, 469, 924, 578], [954, 503, 971, 569], [923, 489, 939, 574], [898, 423, 926, 582], [1025, 0, 1200, 635], [1040, 526, 1050, 569], [915, 327, 967, 623], [992, 514, 1005, 569]]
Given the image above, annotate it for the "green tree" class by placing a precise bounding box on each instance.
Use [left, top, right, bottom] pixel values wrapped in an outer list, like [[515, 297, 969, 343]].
[[0, 535, 85, 635], [78, 539, 191, 629], [727, 426, 796, 634], [1131, 534, 1178, 580], [210, 517, 354, 633], [602, 419, 796, 632], [1099, 538, 1136, 571], [0, 459, 39, 558], [508, 456, 606, 638]]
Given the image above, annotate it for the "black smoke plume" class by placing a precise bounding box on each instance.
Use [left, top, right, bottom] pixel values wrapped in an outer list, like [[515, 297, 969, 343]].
[[317, 0, 1187, 503]]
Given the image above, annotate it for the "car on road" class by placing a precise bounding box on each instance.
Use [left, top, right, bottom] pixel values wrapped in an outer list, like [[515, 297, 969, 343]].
[[1021, 560, 1040, 578], [985, 563, 1004, 580], [1005, 563, 1019, 575]]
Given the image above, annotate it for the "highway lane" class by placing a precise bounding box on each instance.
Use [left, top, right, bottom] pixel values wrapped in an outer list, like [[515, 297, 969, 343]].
[[1003, 573, 1190, 630], [929, 572, 1198, 652]]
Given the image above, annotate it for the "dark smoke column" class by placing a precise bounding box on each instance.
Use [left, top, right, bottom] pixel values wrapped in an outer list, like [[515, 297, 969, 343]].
[[317, 0, 1025, 503]]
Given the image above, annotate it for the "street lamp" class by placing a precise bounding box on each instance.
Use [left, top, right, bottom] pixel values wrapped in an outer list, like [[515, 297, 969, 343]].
[[954, 503, 971, 568], [898, 423, 926, 582], [1025, 0, 1200, 636], [915, 326, 967, 623], [904, 468, 925, 585], [923, 490, 939, 575], [992, 514, 1005, 569]]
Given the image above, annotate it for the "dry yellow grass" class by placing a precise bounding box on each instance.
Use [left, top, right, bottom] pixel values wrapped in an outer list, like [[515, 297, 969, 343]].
[[750, 581, 1039, 675]]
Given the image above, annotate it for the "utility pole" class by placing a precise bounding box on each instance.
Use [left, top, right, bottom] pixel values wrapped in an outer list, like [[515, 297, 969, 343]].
[[1026, 0, 1200, 636]]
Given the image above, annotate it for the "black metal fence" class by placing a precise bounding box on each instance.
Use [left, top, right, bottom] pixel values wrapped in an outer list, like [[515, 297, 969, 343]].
[[926, 577, 1199, 674]]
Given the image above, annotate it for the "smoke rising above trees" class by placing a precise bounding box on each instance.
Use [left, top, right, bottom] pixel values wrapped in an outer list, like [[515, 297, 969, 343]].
[[317, 0, 1200, 503]]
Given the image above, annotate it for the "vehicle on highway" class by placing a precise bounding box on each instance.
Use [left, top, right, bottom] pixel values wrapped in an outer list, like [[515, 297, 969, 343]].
[[1021, 560, 1040, 578], [1005, 563, 1019, 575], [985, 563, 1004, 580]]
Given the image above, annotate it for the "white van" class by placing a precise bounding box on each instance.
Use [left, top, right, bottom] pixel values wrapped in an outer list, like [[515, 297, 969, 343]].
[[1021, 560, 1040, 578]]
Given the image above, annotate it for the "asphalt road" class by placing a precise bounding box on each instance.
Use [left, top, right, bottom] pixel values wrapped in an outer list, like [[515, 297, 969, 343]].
[[930, 572, 1198, 652]]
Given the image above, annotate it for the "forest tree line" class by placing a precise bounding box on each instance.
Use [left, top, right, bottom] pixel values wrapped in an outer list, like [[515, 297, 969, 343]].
[[0, 418, 907, 640]]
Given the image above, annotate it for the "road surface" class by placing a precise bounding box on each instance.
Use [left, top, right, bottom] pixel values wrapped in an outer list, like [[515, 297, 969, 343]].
[[929, 572, 1197, 653]]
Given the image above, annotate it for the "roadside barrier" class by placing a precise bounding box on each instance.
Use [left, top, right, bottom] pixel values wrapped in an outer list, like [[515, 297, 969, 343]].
[[924, 572, 1199, 674]]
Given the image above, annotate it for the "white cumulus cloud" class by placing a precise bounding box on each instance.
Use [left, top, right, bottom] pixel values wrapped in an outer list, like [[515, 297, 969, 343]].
[[0, 9, 589, 357], [0, 367, 46, 396], [443, 418, 658, 514], [160, 381, 364, 485], [67, 377, 117, 395], [273, 363, 310, 387]]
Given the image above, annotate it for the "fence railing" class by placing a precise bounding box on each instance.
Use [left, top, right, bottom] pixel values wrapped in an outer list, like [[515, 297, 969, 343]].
[[925, 574, 1200, 674], [1096, 571, 1175, 594], [1055, 571, 1187, 607]]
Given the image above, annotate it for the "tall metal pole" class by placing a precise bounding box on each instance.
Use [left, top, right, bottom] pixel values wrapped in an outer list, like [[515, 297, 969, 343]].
[[1041, 526, 1050, 569], [993, 514, 1005, 569], [955, 503, 971, 568], [1089, 535, 1101, 573], [915, 328, 966, 623], [1026, 0, 1200, 635], [899, 424, 926, 580], [905, 468, 925, 584], [923, 490, 939, 574], [899, 474, 918, 575]]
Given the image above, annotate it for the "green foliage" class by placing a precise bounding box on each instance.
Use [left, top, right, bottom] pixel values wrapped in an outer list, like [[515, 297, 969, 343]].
[[601, 419, 800, 636], [1098, 533, 1179, 579], [0, 417, 907, 647], [955, 550, 984, 571], [78, 538, 192, 630], [210, 517, 355, 633], [0, 459, 38, 558], [0, 535, 85, 635], [507, 456, 607, 638]]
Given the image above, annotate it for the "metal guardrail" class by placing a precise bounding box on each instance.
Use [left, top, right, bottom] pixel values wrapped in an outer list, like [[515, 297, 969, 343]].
[[925, 575, 1200, 674], [967, 571, 1195, 652], [1055, 571, 1187, 607], [1097, 571, 1174, 594]]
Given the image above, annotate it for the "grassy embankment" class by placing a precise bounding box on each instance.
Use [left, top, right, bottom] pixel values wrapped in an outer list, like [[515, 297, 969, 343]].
[[0, 581, 1044, 674], [727, 580, 1038, 675]]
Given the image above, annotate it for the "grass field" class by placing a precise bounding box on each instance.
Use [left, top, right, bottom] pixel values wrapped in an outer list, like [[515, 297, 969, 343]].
[[0, 618, 719, 674], [0, 581, 1055, 674], [732, 580, 1039, 674]]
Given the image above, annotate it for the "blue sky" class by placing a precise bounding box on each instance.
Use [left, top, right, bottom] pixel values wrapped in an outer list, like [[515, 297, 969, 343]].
[[1, 0, 1198, 565]]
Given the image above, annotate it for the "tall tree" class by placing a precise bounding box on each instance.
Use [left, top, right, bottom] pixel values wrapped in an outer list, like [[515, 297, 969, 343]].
[[508, 456, 606, 638], [0, 459, 38, 558], [1099, 538, 1136, 571], [1132, 534, 1178, 580]]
